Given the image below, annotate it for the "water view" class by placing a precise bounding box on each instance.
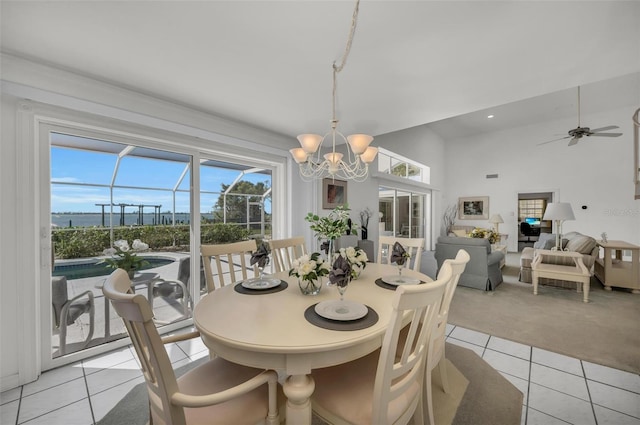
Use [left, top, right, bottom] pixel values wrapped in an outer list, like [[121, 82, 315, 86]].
[[51, 212, 214, 228]]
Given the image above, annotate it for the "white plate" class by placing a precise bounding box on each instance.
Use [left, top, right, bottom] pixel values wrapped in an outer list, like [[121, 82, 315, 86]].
[[315, 300, 368, 321], [381, 275, 421, 286], [241, 277, 281, 290]]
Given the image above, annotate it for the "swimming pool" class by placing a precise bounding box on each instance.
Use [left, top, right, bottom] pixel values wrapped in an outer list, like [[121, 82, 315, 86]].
[[53, 256, 175, 280]]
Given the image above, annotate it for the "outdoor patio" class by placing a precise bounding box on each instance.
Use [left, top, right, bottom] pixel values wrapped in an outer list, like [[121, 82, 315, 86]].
[[54, 252, 194, 357]]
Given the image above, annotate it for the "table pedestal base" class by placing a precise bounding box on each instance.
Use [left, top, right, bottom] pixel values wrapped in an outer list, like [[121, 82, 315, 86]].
[[283, 374, 315, 424]]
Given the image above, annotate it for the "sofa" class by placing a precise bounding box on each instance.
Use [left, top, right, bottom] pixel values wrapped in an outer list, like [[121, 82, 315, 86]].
[[519, 231, 598, 288], [434, 236, 504, 290]]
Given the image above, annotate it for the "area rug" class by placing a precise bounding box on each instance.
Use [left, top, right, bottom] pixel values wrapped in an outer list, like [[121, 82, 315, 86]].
[[447, 255, 640, 374], [99, 343, 521, 425]]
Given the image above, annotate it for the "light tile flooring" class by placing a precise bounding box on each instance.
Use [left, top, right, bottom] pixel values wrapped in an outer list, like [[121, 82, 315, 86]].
[[2, 324, 639, 425]]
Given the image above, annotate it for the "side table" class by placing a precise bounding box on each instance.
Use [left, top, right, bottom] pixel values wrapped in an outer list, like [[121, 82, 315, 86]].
[[594, 240, 640, 294]]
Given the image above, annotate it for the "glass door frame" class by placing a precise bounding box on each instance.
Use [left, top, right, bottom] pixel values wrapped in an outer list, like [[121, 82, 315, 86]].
[[39, 118, 286, 371]]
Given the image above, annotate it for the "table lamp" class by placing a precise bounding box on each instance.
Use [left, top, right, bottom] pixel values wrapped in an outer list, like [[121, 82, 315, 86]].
[[542, 202, 575, 250], [489, 214, 504, 234]]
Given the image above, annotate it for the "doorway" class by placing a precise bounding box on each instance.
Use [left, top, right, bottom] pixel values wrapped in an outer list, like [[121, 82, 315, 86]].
[[517, 192, 553, 251]]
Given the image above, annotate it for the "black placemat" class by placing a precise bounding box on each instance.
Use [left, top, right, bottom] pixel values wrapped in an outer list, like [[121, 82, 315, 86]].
[[375, 277, 427, 290], [304, 303, 379, 331], [234, 280, 288, 295]]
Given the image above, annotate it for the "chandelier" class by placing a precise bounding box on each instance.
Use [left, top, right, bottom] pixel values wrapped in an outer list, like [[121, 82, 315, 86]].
[[289, 0, 377, 182]]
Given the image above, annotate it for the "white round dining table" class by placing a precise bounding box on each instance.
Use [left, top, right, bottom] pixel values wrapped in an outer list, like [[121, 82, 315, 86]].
[[193, 262, 433, 425]]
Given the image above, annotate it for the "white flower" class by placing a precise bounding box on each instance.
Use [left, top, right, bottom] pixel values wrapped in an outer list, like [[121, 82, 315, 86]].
[[338, 246, 368, 279], [114, 239, 130, 252], [300, 261, 316, 275], [103, 247, 117, 256], [289, 252, 331, 281], [132, 239, 149, 251]]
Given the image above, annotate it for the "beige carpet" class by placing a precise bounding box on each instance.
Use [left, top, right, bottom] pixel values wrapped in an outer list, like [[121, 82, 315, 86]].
[[448, 253, 640, 374]]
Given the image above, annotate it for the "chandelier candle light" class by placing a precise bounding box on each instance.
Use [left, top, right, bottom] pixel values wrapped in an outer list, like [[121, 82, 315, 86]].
[[289, 0, 378, 182]]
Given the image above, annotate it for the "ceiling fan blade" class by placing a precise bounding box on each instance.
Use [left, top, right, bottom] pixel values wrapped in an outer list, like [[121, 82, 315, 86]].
[[568, 137, 579, 146], [589, 125, 619, 133], [589, 132, 623, 137], [537, 136, 570, 146]]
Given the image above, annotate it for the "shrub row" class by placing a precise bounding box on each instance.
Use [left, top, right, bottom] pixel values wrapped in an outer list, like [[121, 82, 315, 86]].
[[53, 224, 257, 259]]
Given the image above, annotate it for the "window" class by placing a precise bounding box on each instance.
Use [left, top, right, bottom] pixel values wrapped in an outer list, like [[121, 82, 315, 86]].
[[377, 148, 430, 184], [518, 199, 546, 221]]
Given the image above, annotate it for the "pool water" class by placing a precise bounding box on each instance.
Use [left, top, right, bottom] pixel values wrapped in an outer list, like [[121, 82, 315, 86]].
[[53, 257, 174, 280]]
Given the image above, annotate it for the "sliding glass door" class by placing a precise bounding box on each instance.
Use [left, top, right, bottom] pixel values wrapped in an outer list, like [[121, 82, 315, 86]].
[[50, 133, 194, 359], [378, 186, 431, 248], [45, 126, 279, 370]]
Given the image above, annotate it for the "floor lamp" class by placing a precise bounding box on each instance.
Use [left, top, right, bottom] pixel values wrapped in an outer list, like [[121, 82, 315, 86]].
[[543, 203, 575, 251]]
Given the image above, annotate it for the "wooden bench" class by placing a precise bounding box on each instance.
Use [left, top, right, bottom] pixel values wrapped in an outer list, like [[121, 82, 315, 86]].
[[532, 249, 591, 303]]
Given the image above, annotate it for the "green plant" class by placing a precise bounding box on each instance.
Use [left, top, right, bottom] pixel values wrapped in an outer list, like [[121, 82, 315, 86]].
[[305, 205, 353, 241]]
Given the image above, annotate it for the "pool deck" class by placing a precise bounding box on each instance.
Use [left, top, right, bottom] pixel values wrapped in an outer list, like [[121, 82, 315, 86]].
[[54, 252, 191, 357]]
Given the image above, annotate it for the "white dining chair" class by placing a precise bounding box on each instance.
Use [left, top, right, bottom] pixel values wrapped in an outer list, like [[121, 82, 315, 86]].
[[102, 268, 281, 425], [310, 263, 452, 425], [424, 249, 469, 424], [378, 236, 425, 272], [268, 236, 307, 273], [201, 240, 258, 293]]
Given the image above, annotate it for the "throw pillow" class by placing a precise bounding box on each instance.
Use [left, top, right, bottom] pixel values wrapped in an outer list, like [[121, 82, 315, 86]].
[[565, 235, 597, 255], [453, 229, 468, 237], [533, 233, 556, 250]]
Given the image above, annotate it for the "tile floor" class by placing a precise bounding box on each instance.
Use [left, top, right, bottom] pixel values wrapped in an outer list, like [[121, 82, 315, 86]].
[[2, 324, 639, 425]]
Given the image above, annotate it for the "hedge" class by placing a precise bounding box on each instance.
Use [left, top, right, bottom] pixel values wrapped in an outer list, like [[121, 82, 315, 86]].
[[53, 223, 258, 259]]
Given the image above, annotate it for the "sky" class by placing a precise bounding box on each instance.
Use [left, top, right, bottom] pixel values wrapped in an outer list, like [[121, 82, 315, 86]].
[[50, 146, 271, 214]]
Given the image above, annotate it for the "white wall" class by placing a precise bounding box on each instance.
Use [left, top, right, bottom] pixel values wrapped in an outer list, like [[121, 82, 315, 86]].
[[443, 105, 640, 252], [1, 94, 21, 388]]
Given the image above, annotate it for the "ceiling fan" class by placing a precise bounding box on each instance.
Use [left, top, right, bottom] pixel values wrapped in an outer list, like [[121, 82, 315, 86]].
[[538, 86, 623, 146]]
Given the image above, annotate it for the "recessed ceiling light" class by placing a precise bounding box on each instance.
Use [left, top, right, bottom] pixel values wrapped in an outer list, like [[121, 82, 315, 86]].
[[487, 115, 494, 119]]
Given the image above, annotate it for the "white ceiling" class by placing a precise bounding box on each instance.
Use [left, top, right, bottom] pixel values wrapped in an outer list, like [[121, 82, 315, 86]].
[[1, 1, 639, 142]]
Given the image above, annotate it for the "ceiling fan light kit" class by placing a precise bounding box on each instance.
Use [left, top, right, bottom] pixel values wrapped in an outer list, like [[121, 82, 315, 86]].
[[539, 86, 623, 147], [290, 0, 377, 182]]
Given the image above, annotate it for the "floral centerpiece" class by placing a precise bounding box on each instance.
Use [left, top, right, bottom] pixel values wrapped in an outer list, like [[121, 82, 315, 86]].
[[338, 246, 368, 279], [469, 227, 499, 244], [289, 252, 331, 295], [102, 239, 149, 278]]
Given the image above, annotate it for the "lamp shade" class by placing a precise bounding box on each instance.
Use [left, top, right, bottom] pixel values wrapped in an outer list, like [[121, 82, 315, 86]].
[[346, 134, 374, 155], [360, 146, 378, 164], [297, 134, 323, 154], [543, 203, 575, 221], [489, 214, 504, 224], [289, 148, 308, 164]]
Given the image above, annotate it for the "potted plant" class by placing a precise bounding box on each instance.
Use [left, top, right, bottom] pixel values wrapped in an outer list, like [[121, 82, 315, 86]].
[[102, 239, 150, 279]]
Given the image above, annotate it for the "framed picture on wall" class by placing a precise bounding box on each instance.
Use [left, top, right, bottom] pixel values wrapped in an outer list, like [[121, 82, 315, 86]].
[[458, 196, 489, 220], [322, 178, 347, 209]]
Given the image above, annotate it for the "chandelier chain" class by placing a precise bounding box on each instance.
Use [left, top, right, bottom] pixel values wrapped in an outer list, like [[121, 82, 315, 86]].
[[290, 0, 376, 182], [332, 0, 361, 122]]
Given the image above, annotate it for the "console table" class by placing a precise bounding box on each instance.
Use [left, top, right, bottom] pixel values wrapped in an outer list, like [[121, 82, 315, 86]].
[[594, 240, 640, 294]]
